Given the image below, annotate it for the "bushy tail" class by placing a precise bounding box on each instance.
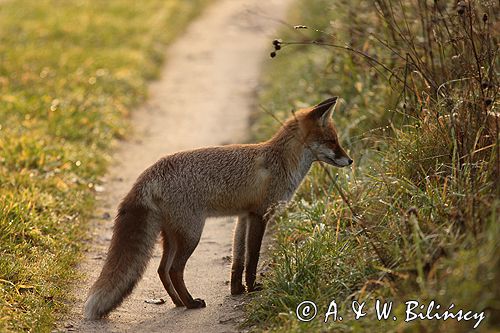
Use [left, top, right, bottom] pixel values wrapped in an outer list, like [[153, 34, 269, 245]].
[[84, 195, 158, 319]]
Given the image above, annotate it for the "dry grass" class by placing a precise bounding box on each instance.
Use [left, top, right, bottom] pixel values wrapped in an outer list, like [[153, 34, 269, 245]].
[[246, 0, 499, 332]]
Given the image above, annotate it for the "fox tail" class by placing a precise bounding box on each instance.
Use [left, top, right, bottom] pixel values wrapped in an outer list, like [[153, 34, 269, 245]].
[[83, 195, 158, 319]]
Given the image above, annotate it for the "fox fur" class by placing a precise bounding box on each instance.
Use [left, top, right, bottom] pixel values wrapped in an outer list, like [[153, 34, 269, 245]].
[[84, 97, 352, 319]]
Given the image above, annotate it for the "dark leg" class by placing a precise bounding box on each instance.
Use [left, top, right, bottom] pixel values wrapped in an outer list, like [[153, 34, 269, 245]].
[[158, 231, 184, 306], [245, 213, 266, 292], [169, 223, 206, 309], [231, 215, 247, 295]]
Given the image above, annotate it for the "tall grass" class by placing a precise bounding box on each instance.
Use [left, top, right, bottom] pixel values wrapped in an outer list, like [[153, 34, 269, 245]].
[[247, 0, 498, 332]]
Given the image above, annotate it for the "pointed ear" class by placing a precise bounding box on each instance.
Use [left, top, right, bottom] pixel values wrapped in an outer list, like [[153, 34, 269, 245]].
[[308, 97, 338, 126]]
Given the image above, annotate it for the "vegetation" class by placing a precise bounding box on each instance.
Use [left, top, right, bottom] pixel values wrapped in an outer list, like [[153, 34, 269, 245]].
[[247, 0, 499, 332], [0, 0, 209, 331]]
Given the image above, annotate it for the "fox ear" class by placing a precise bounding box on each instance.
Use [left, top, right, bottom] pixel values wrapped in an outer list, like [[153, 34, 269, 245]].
[[309, 97, 338, 126]]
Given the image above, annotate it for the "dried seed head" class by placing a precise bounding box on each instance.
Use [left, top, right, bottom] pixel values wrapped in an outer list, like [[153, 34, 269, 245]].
[[457, 1, 466, 15], [274, 44, 281, 51], [481, 81, 491, 89], [272, 39, 282, 46], [485, 98, 493, 106], [270, 51, 277, 58], [483, 13, 488, 22], [293, 25, 308, 29], [407, 207, 419, 217]]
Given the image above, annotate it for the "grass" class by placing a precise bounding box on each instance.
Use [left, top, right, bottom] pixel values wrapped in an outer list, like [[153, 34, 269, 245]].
[[246, 0, 499, 332], [0, 0, 210, 331]]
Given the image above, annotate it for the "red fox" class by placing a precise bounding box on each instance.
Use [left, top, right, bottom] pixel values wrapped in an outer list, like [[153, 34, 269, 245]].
[[84, 97, 352, 319]]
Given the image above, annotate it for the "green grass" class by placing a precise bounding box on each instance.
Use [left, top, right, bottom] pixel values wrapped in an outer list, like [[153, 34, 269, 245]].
[[246, 0, 499, 332], [0, 0, 210, 331]]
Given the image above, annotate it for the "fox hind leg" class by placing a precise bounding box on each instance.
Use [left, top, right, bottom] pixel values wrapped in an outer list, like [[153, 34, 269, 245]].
[[158, 230, 184, 307], [169, 219, 206, 309], [231, 215, 247, 295]]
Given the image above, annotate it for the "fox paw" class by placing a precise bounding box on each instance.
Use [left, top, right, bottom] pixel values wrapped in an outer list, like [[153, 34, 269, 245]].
[[231, 283, 246, 295], [186, 298, 206, 309]]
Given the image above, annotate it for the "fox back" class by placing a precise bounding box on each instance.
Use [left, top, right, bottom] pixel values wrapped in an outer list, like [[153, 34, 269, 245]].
[[134, 97, 351, 218]]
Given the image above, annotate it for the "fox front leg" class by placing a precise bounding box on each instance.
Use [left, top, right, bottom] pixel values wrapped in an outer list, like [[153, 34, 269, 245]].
[[245, 213, 266, 292], [231, 215, 248, 295]]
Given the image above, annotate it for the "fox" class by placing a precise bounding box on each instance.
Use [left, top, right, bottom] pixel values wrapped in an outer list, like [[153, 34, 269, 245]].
[[83, 96, 352, 319]]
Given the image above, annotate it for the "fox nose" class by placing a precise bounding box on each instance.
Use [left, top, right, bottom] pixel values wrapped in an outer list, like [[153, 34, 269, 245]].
[[348, 158, 353, 165]]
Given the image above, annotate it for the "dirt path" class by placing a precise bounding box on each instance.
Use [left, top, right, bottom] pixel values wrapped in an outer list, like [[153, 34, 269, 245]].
[[63, 0, 290, 332]]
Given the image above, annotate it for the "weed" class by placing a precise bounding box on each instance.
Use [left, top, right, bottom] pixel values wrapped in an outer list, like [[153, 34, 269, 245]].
[[246, 0, 499, 332]]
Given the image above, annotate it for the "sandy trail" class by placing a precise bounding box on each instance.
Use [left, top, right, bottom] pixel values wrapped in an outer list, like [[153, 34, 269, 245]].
[[63, 0, 290, 332]]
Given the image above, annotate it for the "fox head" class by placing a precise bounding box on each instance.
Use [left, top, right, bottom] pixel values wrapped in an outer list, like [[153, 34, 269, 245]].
[[297, 97, 353, 167]]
